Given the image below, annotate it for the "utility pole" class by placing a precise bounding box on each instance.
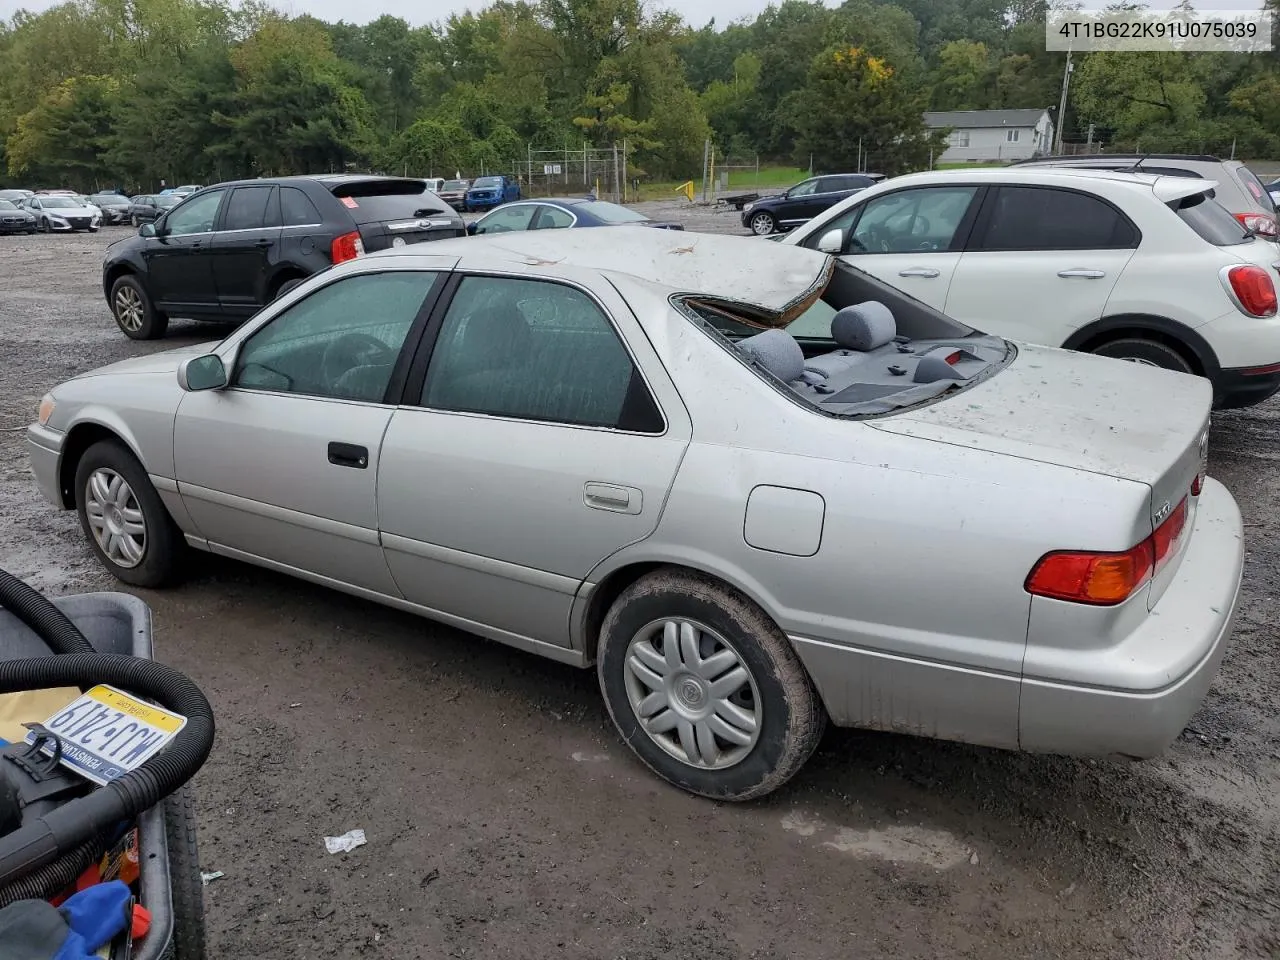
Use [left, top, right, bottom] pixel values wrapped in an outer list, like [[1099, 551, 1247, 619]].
[[1086, 122, 1095, 154], [701, 138, 710, 203], [613, 141, 620, 203], [622, 139, 628, 203], [1054, 47, 1074, 155], [857, 137, 862, 173]]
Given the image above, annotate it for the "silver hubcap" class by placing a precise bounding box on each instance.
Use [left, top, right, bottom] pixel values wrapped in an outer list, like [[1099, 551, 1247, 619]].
[[751, 214, 774, 235], [623, 618, 762, 770], [84, 468, 146, 568], [114, 287, 144, 332]]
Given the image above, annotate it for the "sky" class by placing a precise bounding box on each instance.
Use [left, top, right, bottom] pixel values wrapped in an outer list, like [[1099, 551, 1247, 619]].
[[0, 0, 1264, 28]]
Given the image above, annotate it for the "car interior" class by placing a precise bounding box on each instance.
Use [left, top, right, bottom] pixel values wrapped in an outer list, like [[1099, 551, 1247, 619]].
[[682, 260, 1011, 416]]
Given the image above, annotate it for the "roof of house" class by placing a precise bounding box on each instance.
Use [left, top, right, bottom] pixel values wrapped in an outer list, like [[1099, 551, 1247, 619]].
[[923, 109, 1049, 130]]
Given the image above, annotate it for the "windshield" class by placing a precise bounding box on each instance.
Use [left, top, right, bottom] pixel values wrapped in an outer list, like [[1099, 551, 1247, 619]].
[[577, 200, 649, 224], [0, 200, 16, 210], [472, 177, 501, 188], [41, 197, 82, 208], [443, 180, 467, 191], [156, 195, 183, 207], [1173, 192, 1252, 246], [327, 179, 448, 223]]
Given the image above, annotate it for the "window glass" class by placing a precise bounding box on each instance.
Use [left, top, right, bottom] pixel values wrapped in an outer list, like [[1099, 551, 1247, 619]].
[[222, 186, 274, 231], [165, 191, 223, 235], [575, 200, 649, 223], [788, 179, 820, 198], [975, 186, 1138, 250], [1006, 129, 1020, 142], [849, 187, 977, 254], [1234, 165, 1276, 214], [233, 272, 436, 402], [1173, 193, 1252, 246], [280, 187, 321, 226], [422, 276, 661, 431], [534, 205, 576, 229], [474, 205, 536, 234]]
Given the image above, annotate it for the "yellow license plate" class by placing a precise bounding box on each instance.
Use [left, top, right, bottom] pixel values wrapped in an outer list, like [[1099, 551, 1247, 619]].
[[26, 684, 187, 786]]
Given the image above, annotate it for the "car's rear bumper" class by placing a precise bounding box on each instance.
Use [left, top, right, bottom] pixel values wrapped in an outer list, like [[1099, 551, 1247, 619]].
[[26, 423, 66, 508], [1019, 477, 1243, 758], [1212, 363, 1280, 409]]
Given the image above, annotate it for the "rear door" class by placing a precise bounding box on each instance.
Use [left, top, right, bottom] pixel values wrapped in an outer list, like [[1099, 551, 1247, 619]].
[[944, 184, 1139, 346], [800, 184, 983, 311], [210, 184, 281, 317], [327, 179, 466, 252]]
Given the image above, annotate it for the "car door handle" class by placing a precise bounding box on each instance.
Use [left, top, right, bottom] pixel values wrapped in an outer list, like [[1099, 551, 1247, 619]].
[[898, 267, 940, 278], [584, 482, 642, 515], [253, 239, 272, 247], [1058, 269, 1106, 279], [327, 442, 369, 469]]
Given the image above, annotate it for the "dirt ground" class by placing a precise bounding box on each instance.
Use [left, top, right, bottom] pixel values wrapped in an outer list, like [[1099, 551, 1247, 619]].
[[0, 208, 1277, 960]]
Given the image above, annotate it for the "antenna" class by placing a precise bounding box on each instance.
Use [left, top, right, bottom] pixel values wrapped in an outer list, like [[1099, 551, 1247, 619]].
[[1126, 154, 1152, 173]]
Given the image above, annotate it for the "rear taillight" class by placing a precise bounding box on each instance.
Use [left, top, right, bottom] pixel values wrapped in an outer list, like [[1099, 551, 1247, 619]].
[[1026, 497, 1189, 606], [331, 231, 365, 264], [1234, 212, 1278, 238], [1222, 263, 1278, 317]]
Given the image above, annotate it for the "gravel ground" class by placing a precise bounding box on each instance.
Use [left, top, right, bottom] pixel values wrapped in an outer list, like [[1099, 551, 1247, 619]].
[[0, 209, 1277, 959]]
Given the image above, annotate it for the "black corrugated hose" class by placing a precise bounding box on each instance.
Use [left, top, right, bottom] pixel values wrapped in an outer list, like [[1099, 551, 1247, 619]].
[[0, 571, 215, 903]]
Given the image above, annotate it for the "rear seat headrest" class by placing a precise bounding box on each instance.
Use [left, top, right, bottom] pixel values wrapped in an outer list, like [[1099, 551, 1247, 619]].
[[736, 329, 804, 383], [832, 301, 896, 352]]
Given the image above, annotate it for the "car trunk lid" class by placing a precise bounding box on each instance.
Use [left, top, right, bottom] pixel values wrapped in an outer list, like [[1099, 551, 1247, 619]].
[[870, 342, 1209, 604]]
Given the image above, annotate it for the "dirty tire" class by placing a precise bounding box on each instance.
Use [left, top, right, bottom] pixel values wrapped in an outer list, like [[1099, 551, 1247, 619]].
[[161, 787, 207, 960], [597, 568, 826, 801], [1090, 337, 1194, 374], [73, 439, 184, 588], [110, 274, 168, 340]]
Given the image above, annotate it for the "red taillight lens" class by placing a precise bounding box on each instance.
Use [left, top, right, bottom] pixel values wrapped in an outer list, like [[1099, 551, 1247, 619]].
[[1224, 264, 1278, 317], [1026, 496, 1189, 606], [1191, 474, 1203, 496], [330, 231, 365, 264], [1234, 212, 1278, 238]]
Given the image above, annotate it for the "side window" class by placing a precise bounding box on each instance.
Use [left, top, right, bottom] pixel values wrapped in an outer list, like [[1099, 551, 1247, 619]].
[[280, 187, 322, 226], [474, 205, 536, 234], [975, 186, 1139, 251], [788, 179, 820, 198], [233, 271, 437, 402], [221, 186, 274, 231], [849, 187, 978, 254], [165, 190, 224, 236], [421, 276, 662, 432], [534, 205, 575, 230], [801, 204, 862, 251]]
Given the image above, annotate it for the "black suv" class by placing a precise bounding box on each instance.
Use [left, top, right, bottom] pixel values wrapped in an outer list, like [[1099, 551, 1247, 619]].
[[741, 173, 881, 235], [103, 175, 467, 339]]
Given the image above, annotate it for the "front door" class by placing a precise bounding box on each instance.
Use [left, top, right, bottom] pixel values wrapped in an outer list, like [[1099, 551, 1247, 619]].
[[377, 270, 689, 647], [173, 268, 444, 594], [144, 188, 226, 315], [944, 184, 1138, 346], [210, 184, 282, 317], [801, 185, 983, 312]]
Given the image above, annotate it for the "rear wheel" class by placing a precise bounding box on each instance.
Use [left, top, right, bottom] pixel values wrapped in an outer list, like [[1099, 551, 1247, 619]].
[[1090, 337, 1194, 374], [749, 211, 778, 236], [597, 569, 826, 801], [111, 274, 168, 340], [272, 277, 305, 301]]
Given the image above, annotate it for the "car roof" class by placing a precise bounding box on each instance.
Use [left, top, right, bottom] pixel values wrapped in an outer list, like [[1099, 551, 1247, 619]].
[[867, 166, 1216, 196], [372, 226, 833, 318]]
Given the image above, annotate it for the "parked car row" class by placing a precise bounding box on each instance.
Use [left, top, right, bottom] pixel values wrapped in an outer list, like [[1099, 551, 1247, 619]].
[[0, 184, 208, 234]]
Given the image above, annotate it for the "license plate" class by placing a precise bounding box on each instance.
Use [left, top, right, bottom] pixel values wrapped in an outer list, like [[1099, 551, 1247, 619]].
[[25, 684, 187, 785]]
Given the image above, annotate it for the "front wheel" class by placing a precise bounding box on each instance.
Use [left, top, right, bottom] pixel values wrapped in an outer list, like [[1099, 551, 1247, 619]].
[[749, 211, 778, 236], [110, 274, 168, 340], [131, 214, 139, 227], [73, 440, 184, 587], [597, 569, 826, 801], [1090, 337, 1194, 374]]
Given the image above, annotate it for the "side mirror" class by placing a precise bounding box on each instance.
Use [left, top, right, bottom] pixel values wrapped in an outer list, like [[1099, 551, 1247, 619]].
[[466, 221, 479, 236], [177, 354, 228, 392], [817, 228, 844, 254], [139, 222, 156, 238]]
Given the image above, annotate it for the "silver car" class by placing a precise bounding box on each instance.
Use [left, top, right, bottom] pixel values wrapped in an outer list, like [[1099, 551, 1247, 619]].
[[26, 228, 1243, 800]]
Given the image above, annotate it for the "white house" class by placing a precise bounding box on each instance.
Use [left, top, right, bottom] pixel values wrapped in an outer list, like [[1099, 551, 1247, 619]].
[[923, 109, 1055, 163]]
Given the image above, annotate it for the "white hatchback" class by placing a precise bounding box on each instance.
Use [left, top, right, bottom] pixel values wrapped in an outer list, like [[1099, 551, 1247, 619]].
[[780, 167, 1280, 408]]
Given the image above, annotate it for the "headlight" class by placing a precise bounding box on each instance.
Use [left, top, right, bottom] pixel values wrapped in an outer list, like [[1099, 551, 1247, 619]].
[[37, 393, 56, 425], [744, 202, 755, 213], [49, 216, 67, 225]]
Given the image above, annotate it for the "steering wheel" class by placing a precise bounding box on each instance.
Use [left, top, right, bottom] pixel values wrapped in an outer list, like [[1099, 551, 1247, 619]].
[[321, 333, 395, 389]]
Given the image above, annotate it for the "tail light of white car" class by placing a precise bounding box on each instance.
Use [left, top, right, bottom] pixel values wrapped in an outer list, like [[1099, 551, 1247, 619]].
[[331, 231, 365, 264], [1025, 496, 1190, 606], [1220, 263, 1278, 317], [1234, 211, 1278, 239]]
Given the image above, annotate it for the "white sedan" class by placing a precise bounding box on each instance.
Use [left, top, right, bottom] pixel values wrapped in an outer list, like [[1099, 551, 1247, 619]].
[[27, 228, 1242, 800]]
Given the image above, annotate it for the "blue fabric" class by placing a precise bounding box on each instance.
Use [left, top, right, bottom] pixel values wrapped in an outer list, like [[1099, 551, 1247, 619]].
[[51, 881, 130, 960]]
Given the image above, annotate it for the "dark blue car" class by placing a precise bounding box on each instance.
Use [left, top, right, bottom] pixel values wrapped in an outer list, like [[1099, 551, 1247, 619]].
[[464, 175, 521, 212], [467, 197, 684, 235]]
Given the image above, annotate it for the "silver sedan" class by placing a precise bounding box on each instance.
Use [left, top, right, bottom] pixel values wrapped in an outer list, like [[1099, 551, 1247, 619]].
[[27, 228, 1243, 800]]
